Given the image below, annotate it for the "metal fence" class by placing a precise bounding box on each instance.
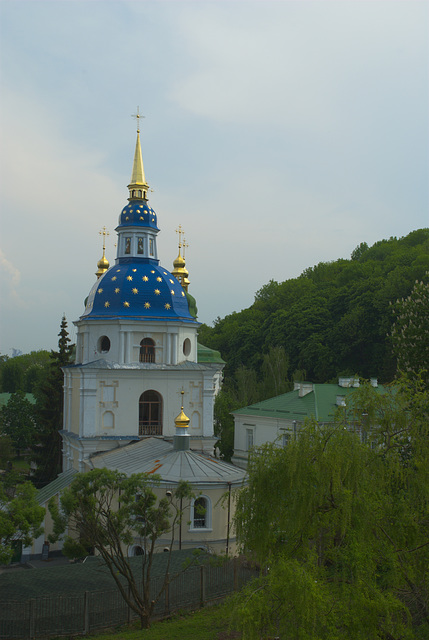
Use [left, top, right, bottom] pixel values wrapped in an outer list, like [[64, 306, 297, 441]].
[[0, 560, 257, 639]]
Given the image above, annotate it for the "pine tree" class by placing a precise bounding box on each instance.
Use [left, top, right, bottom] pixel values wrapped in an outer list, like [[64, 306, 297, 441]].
[[32, 316, 74, 487]]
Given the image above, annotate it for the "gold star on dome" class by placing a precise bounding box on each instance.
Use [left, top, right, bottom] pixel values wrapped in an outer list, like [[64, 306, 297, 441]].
[[114, 288, 120, 293], [140, 217, 144, 221], [142, 276, 149, 282], [171, 290, 175, 296], [127, 276, 133, 281], [163, 271, 167, 275], [132, 269, 137, 272], [165, 303, 171, 310], [156, 277, 162, 282], [132, 288, 138, 294], [124, 301, 130, 308], [182, 292, 185, 297], [144, 302, 150, 309], [154, 289, 160, 295], [104, 301, 110, 308], [111, 276, 117, 281], [152, 218, 155, 222], [98, 289, 103, 294], [137, 209, 141, 213], [151, 270, 155, 274], [125, 217, 129, 221], [116, 269, 121, 272]]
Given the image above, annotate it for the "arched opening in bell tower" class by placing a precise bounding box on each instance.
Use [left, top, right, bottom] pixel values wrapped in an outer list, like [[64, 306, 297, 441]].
[[139, 390, 162, 436]]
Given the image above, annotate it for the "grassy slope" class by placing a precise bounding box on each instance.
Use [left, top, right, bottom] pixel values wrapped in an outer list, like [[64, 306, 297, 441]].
[[86, 603, 240, 640]]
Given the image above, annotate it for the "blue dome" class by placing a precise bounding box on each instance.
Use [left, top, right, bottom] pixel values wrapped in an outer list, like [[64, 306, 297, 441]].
[[81, 263, 196, 322], [117, 200, 159, 230]]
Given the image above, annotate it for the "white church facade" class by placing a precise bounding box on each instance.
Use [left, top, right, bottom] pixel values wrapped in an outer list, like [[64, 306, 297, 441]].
[[29, 121, 245, 559]]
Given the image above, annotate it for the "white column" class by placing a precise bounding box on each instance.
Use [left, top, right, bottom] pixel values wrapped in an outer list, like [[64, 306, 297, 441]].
[[166, 333, 172, 365], [172, 333, 178, 365], [119, 331, 125, 364]]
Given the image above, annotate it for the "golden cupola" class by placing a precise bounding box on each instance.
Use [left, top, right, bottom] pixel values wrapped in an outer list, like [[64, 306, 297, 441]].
[[95, 227, 110, 279], [172, 225, 190, 292]]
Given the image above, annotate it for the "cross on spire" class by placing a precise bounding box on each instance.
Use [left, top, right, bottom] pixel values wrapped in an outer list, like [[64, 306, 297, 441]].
[[131, 106, 145, 133]]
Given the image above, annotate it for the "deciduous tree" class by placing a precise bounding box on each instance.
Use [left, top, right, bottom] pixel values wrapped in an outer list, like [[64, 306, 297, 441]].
[[0, 482, 44, 564], [49, 469, 195, 629]]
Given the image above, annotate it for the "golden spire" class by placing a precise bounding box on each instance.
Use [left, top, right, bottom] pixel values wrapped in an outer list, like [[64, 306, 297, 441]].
[[174, 391, 190, 429], [172, 225, 190, 291], [128, 107, 149, 200], [96, 226, 110, 279]]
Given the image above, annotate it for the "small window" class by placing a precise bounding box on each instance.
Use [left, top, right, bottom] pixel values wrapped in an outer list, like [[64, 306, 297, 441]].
[[183, 338, 191, 357], [246, 428, 254, 451], [138, 190, 142, 198], [282, 433, 290, 447], [140, 338, 155, 363], [125, 237, 131, 254], [149, 238, 154, 255], [98, 336, 110, 353]]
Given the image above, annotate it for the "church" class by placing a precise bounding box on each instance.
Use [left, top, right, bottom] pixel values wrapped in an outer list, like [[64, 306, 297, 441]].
[[30, 120, 246, 559]]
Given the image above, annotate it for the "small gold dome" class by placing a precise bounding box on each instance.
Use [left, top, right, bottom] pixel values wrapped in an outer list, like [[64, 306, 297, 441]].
[[173, 253, 186, 268], [175, 406, 190, 429]]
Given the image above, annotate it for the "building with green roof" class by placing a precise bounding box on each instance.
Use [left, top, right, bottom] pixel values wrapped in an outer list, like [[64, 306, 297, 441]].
[[232, 377, 384, 468]]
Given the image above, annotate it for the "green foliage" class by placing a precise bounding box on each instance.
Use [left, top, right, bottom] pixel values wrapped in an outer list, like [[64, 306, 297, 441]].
[[391, 278, 429, 385], [233, 380, 429, 638], [0, 482, 44, 564], [49, 468, 195, 629], [202, 229, 429, 384], [0, 350, 50, 394], [0, 391, 38, 456], [32, 316, 74, 487], [214, 346, 292, 460]]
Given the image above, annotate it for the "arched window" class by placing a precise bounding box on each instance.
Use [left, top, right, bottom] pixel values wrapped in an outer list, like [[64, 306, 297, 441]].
[[191, 496, 211, 530], [140, 338, 155, 363], [139, 390, 162, 436]]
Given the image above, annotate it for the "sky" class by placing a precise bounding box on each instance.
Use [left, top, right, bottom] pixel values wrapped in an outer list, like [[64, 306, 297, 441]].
[[0, 0, 428, 356]]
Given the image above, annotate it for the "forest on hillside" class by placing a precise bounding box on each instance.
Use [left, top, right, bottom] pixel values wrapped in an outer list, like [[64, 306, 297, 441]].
[[199, 228, 429, 386]]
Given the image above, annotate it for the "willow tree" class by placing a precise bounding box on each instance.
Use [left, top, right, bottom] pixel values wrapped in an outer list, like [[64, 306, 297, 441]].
[[233, 381, 429, 639]]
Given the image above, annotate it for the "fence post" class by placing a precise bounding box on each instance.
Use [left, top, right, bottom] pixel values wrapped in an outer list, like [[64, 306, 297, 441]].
[[164, 573, 170, 616], [127, 585, 131, 624], [84, 591, 89, 634], [200, 565, 205, 608], [233, 557, 238, 591], [29, 598, 35, 640]]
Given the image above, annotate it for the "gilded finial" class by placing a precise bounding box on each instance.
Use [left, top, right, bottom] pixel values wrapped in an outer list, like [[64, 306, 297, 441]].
[[96, 226, 110, 278]]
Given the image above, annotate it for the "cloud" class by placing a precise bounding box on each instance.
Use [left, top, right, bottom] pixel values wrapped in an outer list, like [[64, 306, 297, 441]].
[[171, 1, 428, 135], [0, 248, 25, 309]]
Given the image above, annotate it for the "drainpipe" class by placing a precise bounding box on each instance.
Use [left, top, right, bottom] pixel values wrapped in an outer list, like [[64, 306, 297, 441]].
[[226, 482, 232, 557]]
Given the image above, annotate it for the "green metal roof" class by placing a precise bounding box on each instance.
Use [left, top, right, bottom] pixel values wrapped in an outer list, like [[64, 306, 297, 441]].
[[197, 342, 225, 364], [37, 468, 78, 505], [0, 392, 35, 407], [233, 383, 386, 423]]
